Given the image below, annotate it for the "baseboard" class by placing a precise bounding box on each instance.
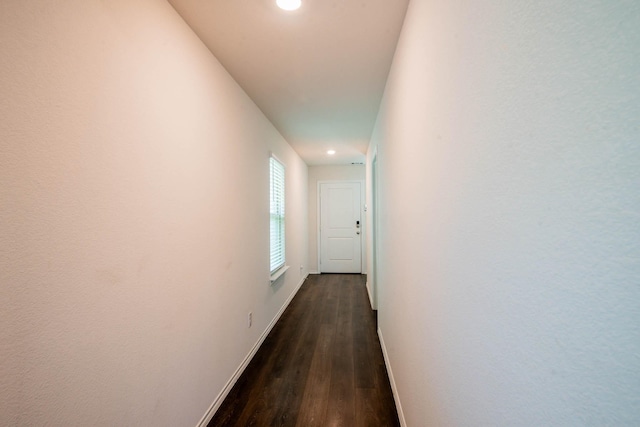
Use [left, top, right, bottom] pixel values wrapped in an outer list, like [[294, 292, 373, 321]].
[[365, 281, 373, 309], [196, 273, 309, 427], [308, 270, 319, 275], [378, 327, 407, 427]]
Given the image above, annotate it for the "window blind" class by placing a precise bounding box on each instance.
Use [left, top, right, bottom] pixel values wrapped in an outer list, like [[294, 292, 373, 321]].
[[270, 156, 285, 274]]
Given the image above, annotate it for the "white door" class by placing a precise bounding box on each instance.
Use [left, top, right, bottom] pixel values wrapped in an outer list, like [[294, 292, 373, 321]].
[[319, 182, 362, 273]]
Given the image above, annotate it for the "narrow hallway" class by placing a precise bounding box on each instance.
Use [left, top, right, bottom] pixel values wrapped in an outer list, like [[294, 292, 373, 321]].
[[209, 274, 399, 426]]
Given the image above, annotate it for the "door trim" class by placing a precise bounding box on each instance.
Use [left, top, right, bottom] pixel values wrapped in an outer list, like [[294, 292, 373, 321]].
[[371, 149, 379, 309], [317, 180, 365, 274]]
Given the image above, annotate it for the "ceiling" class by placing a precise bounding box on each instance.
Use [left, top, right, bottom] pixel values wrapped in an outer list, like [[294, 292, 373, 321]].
[[168, 0, 409, 165]]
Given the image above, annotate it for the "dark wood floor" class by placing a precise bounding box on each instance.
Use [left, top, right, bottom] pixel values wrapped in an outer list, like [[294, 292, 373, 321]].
[[208, 274, 400, 427]]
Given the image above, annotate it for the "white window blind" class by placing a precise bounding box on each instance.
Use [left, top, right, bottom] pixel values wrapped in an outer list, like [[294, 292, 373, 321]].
[[270, 156, 285, 274]]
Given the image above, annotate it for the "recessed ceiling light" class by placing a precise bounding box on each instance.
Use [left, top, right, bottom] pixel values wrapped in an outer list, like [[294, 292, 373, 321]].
[[276, 0, 301, 11], [327, 150, 336, 155]]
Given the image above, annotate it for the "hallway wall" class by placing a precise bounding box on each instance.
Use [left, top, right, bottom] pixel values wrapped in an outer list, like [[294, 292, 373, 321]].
[[367, 0, 640, 425], [0, 1, 308, 425]]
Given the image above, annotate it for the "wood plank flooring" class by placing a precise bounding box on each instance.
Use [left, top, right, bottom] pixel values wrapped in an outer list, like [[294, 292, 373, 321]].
[[208, 274, 400, 427]]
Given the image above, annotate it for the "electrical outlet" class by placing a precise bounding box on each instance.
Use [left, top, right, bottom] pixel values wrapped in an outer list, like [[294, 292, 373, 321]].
[[248, 312, 252, 328]]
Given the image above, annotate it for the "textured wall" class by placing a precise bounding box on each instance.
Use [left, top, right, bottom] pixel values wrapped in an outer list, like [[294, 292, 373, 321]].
[[367, 0, 640, 425], [0, 1, 307, 425]]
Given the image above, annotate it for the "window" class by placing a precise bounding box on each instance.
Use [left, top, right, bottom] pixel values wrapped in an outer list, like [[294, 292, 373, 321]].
[[270, 155, 286, 275]]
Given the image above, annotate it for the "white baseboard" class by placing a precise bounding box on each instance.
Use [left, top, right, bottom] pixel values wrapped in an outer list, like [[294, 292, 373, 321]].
[[365, 281, 373, 309], [196, 273, 309, 427], [378, 327, 407, 427], [308, 270, 320, 275]]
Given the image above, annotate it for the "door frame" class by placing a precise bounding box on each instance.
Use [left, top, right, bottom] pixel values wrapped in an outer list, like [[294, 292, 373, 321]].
[[317, 180, 365, 274], [371, 150, 379, 309]]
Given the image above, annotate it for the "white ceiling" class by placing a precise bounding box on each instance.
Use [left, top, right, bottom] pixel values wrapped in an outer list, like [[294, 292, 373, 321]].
[[168, 0, 409, 165]]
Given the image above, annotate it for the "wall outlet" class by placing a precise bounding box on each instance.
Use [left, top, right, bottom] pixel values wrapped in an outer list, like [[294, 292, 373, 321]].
[[300, 265, 304, 272], [248, 312, 252, 328]]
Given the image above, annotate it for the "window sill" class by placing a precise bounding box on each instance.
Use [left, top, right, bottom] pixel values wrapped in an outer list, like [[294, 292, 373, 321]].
[[270, 265, 290, 283]]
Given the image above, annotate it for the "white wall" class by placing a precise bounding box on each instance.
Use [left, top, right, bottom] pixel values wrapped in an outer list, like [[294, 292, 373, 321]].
[[307, 165, 365, 274], [367, 0, 640, 425], [0, 1, 307, 425]]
